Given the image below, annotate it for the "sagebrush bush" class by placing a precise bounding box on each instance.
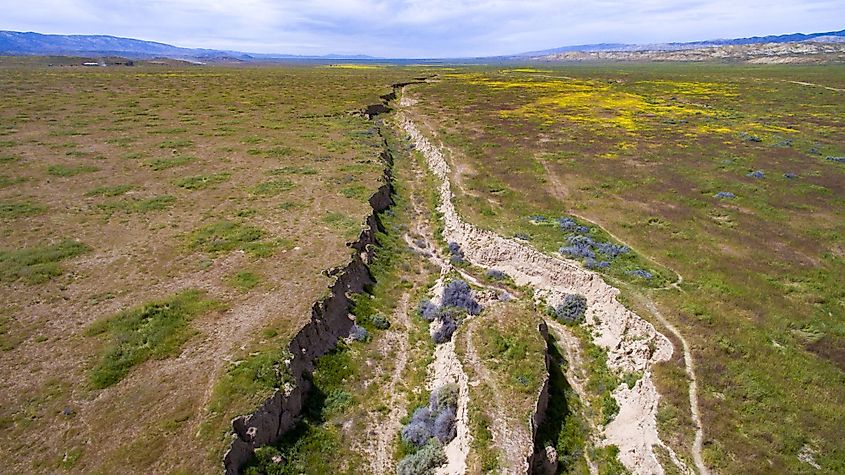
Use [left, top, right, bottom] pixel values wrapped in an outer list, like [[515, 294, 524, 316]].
[[402, 419, 433, 447], [626, 269, 654, 280], [399, 383, 460, 453], [485, 269, 505, 280], [369, 314, 391, 330], [430, 383, 459, 412], [447, 241, 465, 264]]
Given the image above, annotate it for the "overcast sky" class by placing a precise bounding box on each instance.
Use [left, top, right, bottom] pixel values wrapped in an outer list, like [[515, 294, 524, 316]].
[[2, 0, 843, 57]]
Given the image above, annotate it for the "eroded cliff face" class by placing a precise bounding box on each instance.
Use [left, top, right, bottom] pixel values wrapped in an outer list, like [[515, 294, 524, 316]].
[[222, 91, 402, 475], [527, 322, 552, 474]]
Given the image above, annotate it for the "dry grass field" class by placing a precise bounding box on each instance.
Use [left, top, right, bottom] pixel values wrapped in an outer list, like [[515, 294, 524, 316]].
[[0, 61, 415, 473]]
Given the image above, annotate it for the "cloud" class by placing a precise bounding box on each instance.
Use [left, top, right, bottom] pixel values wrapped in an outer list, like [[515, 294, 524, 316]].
[[0, 0, 843, 57]]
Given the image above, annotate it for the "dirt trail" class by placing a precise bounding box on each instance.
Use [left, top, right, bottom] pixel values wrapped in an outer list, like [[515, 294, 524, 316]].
[[638, 297, 709, 475], [365, 293, 412, 474], [400, 111, 686, 474], [786, 80, 845, 92]]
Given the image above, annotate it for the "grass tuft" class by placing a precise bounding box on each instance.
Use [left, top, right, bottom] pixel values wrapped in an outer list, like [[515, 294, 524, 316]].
[[86, 289, 219, 389], [0, 240, 90, 284]]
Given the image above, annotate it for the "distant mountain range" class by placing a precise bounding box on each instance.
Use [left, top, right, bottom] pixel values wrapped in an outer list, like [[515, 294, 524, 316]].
[[0, 31, 375, 61], [1, 28, 844, 63], [519, 29, 845, 56]]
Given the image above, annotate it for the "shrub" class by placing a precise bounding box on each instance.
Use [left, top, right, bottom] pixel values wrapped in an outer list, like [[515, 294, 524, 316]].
[[430, 383, 459, 412], [417, 299, 438, 321], [784, 172, 798, 179], [485, 269, 505, 281], [746, 170, 765, 179], [396, 441, 446, 475], [369, 314, 391, 330], [442, 280, 481, 315], [557, 217, 577, 230], [595, 242, 629, 259], [584, 258, 611, 269], [498, 291, 512, 301], [447, 241, 465, 264], [432, 315, 458, 344], [714, 191, 736, 199], [826, 156, 845, 163], [349, 324, 369, 342], [401, 419, 432, 447], [739, 132, 762, 142], [626, 269, 654, 280], [433, 407, 457, 443], [560, 241, 595, 260], [552, 294, 587, 324]]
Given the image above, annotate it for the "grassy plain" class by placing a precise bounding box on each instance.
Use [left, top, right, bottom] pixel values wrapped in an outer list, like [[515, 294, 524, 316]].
[[406, 64, 845, 473], [0, 60, 415, 473]]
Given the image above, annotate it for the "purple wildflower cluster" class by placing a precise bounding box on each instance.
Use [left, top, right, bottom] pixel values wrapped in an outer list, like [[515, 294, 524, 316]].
[[551, 293, 587, 324], [559, 234, 628, 268], [400, 384, 459, 447], [626, 269, 654, 279], [417, 280, 482, 345], [447, 241, 465, 264]]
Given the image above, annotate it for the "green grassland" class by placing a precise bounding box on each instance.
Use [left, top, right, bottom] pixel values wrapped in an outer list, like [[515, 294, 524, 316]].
[[407, 64, 845, 473], [0, 61, 416, 473]]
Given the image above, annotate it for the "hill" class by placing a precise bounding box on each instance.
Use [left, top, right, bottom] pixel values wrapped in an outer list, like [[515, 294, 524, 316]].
[[0, 30, 374, 61]]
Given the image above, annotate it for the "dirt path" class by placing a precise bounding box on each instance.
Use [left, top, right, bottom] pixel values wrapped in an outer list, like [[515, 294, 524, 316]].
[[638, 297, 709, 475], [786, 80, 845, 92], [365, 293, 412, 474], [401, 111, 683, 474]]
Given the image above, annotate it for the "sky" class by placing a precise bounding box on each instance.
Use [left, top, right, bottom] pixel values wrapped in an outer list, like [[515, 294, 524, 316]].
[[1, 0, 844, 57]]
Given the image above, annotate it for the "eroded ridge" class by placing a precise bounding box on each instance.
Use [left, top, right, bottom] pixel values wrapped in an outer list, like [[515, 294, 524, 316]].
[[401, 114, 686, 474]]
